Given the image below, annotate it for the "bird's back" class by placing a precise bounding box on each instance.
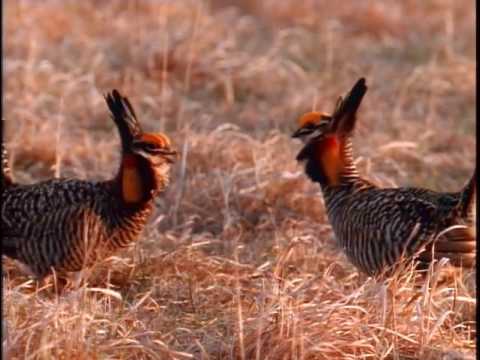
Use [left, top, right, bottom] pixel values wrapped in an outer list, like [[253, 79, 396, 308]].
[[1, 178, 153, 277], [323, 182, 474, 275]]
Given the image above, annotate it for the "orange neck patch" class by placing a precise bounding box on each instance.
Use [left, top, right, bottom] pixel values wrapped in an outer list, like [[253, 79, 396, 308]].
[[315, 136, 345, 186], [121, 154, 147, 204]]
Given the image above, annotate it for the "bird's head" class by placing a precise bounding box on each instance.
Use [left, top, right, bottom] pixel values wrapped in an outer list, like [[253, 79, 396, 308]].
[[130, 132, 178, 183], [291, 111, 334, 144], [292, 78, 367, 162], [105, 89, 177, 165], [105, 90, 178, 199], [291, 78, 367, 186], [131, 133, 177, 165]]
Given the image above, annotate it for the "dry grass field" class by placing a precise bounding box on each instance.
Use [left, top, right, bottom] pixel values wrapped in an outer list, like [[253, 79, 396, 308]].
[[2, 0, 476, 359]]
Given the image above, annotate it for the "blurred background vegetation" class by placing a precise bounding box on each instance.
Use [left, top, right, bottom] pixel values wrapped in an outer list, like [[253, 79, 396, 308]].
[[3, 1, 475, 359]]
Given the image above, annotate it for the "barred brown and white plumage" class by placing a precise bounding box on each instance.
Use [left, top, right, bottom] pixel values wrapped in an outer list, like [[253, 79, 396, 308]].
[[2, 141, 14, 188], [1, 90, 177, 279], [293, 78, 476, 276]]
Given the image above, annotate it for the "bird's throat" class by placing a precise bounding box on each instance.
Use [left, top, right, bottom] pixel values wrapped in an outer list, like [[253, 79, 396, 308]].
[[121, 154, 152, 204], [315, 136, 344, 186]]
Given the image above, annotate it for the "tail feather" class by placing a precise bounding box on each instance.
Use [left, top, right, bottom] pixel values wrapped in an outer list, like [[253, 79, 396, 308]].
[[460, 167, 476, 222], [105, 90, 143, 151], [331, 78, 368, 135]]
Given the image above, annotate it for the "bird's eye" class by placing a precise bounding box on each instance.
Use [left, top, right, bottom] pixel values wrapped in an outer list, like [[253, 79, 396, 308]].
[[304, 123, 317, 130], [141, 143, 158, 152]]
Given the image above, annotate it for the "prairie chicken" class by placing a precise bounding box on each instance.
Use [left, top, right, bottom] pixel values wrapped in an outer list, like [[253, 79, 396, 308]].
[[292, 78, 476, 276], [1, 90, 177, 279]]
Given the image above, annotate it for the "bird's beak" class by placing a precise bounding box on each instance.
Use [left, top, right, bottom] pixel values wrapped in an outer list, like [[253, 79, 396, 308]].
[[291, 128, 304, 138], [161, 149, 179, 163]]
